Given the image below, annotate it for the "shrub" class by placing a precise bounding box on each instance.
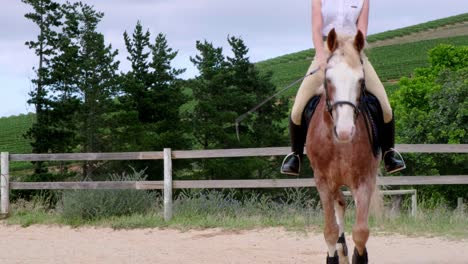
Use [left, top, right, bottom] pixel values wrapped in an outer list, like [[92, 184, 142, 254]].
[[60, 169, 158, 220]]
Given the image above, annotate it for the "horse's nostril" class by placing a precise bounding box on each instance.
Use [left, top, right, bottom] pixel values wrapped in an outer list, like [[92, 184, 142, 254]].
[[335, 125, 355, 142], [338, 131, 351, 142]]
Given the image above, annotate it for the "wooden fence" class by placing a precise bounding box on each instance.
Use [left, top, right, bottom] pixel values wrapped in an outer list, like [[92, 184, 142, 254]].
[[1, 144, 467, 220]]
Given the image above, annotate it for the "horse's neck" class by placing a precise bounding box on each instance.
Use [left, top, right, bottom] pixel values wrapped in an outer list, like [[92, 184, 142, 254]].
[[315, 96, 333, 131]]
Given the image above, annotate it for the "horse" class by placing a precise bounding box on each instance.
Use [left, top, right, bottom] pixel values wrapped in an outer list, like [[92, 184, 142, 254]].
[[306, 29, 381, 264]]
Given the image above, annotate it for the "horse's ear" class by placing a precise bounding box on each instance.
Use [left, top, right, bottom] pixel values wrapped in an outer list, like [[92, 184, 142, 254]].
[[354, 30, 365, 53], [327, 28, 338, 53]]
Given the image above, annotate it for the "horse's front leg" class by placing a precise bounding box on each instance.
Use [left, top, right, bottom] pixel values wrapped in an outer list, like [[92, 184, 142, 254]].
[[316, 178, 340, 263], [351, 182, 373, 264], [335, 190, 349, 264]]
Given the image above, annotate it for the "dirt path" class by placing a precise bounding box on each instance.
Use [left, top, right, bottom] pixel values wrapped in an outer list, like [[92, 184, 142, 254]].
[[0, 226, 467, 264]]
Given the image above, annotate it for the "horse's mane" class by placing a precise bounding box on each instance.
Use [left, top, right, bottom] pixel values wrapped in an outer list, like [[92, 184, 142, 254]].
[[331, 34, 363, 69]]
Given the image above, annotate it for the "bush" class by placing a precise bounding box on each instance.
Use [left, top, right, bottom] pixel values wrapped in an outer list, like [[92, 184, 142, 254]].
[[173, 188, 321, 221], [60, 169, 158, 220], [392, 44, 468, 206]]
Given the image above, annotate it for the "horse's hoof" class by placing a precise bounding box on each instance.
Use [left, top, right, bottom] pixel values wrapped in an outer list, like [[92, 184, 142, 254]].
[[352, 247, 368, 264], [327, 251, 339, 264]]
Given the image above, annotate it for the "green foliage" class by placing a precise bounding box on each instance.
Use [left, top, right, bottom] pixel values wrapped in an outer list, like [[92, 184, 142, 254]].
[[121, 26, 189, 142], [22, 0, 63, 174], [60, 170, 157, 220], [392, 44, 468, 203], [393, 44, 468, 145], [23, 0, 121, 160], [114, 23, 189, 179], [187, 36, 288, 179]]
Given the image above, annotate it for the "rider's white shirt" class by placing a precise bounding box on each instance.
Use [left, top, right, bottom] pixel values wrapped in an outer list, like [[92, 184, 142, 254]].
[[321, 0, 364, 36]]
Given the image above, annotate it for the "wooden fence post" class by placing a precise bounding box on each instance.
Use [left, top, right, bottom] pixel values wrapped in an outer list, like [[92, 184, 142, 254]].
[[163, 148, 173, 221], [1, 152, 9, 216], [411, 191, 417, 217], [457, 197, 464, 212], [390, 195, 403, 216]]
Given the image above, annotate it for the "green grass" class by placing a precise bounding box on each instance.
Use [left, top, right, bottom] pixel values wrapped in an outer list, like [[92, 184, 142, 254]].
[[0, 113, 34, 153], [256, 36, 468, 93], [367, 35, 468, 81], [4, 189, 467, 239], [0, 114, 35, 172]]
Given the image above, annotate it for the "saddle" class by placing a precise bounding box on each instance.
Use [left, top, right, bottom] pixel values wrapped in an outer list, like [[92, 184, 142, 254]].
[[301, 92, 384, 157]]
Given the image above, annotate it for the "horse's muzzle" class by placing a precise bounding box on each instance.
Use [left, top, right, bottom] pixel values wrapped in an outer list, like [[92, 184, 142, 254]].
[[334, 125, 355, 143]]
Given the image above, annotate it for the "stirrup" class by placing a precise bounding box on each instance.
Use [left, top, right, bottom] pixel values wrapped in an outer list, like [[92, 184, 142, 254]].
[[383, 148, 406, 173], [280, 152, 301, 176]]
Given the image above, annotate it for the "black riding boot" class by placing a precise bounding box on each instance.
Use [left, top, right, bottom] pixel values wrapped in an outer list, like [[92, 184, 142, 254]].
[[382, 116, 406, 174], [281, 118, 306, 176]]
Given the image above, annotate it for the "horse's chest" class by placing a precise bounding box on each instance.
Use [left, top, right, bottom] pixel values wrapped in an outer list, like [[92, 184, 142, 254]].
[[308, 133, 375, 183]]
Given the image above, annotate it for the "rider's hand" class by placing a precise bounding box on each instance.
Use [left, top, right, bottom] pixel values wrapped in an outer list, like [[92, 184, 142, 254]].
[[315, 51, 328, 70]]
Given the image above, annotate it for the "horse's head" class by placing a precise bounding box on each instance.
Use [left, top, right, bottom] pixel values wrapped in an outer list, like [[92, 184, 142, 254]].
[[324, 28, 366, 143]]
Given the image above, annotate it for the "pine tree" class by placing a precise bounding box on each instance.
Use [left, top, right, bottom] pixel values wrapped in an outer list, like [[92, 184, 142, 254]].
[[44, 2, 120, 177], [122, 21, 151, 126], [120, 23, 188, 150], [23, 0, 62, 173], [189, 40, 231, 149], [188, 37, 288, 179], [117, 23, 189, 179], [226, 36, 287, 148], [147, 33, 187, 149]]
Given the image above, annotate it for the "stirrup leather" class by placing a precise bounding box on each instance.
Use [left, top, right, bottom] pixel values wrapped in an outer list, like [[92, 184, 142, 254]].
[[280, 152, 302, 175]]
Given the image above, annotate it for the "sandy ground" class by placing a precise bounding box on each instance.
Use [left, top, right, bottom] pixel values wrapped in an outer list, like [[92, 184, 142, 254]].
[[0, 226, 467, 264]]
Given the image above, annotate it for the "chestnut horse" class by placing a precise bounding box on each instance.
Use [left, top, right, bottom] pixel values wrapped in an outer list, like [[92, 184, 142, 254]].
[[307, 29, 380, 264]]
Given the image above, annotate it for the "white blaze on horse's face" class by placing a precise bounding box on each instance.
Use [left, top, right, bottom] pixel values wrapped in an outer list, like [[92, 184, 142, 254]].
[[326, 55, 364, 143]]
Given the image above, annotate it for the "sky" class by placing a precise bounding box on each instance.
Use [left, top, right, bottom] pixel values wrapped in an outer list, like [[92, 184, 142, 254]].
[[0, 0, 467, 117]]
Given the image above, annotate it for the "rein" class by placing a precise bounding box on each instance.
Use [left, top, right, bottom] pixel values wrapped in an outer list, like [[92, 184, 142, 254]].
[[235, 67, 320, 141]]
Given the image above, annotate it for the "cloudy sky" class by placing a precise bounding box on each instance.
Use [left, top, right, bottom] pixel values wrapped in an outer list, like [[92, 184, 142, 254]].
[[1, 0, 467, 117]]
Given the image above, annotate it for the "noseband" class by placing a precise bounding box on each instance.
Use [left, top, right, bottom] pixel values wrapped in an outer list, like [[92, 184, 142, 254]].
[[323, 56, 366, 121]]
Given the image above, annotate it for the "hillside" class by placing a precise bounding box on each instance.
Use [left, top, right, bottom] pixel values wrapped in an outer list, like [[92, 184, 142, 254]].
[[0, 113, 34, 153], [255, 13, 468, 95]]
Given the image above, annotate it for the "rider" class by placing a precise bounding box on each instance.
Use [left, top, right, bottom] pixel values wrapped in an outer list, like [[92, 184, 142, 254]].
[[281, 0, 406, 175]]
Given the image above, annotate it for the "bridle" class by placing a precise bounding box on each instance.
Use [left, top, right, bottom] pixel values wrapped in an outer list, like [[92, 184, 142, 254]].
[[323, 55, 366, 121], [323, 53, 377, 151]]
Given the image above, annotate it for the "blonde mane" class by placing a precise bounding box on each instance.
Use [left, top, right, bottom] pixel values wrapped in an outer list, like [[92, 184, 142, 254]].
[[332, 34, 363, 69]]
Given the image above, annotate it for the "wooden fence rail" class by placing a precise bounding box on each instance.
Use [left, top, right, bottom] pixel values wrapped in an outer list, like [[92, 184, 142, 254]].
[[1, 144, 468, 220], [8, 144, 468, 161]]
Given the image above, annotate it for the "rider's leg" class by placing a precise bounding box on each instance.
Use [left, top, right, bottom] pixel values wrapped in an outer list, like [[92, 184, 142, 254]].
[[362, 56, 405, 173], [281, 60, 324, 175]]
